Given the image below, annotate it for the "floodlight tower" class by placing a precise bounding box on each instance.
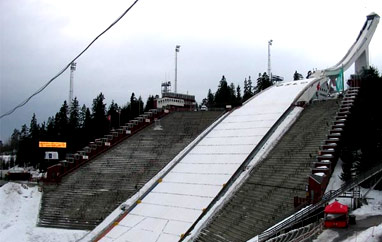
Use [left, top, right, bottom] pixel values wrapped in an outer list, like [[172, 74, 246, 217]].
[[175, 45, 180, 93], [268, 40, 272, 82], [69, 62, 76, 107]]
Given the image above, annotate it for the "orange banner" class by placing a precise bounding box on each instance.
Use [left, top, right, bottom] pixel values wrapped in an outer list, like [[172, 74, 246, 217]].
[[39, 141, 67, 148]]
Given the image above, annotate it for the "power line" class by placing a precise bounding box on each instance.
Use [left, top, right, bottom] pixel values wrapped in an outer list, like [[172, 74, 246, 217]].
[[0, 0, 140, 119]]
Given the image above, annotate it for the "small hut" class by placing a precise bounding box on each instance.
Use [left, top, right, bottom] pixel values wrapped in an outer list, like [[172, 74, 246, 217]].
[[324, 200, 349, 228]]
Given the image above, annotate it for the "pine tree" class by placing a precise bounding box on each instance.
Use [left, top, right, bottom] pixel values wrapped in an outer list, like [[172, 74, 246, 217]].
[[214, 75, 231, 108], [247, 76, 253, 96], [257, 72, 272, 92], [293, 71, 303, 80], [107, 100, 120, 129], [243, 76, 254, 102], [55, 101, 69, 138], [144, 96, 155, 112], [229, 82, 236, 105], [207, 89, 214, 108], [46, 116, 56, 140], [69, 98, 80, 131], [92, 93, 108, 139], [29, 113, 40, 140], [236, 85, 242, 105]]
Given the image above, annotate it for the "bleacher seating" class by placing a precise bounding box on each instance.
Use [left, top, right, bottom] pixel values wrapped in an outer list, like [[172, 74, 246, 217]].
[[195, 100, 339, 242], [38, 111, 223, 230]]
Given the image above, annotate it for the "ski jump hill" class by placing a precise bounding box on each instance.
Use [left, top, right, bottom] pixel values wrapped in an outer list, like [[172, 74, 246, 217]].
[[78, 13, 379, 242], [38, 13, 379, 242]]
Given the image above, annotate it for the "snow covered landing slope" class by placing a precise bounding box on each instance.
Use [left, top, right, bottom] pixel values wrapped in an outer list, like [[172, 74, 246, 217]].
[[98, 79, 315, 242], [0, 182, 86, 242]]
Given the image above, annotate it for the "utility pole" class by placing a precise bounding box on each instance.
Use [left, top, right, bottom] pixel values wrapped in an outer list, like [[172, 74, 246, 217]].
[[268, 40, 273, 82], [175, 45, 180, 93], [69, 62, 76, 107]]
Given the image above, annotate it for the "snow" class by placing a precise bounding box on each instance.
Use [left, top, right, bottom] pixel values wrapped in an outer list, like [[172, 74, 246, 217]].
[[312, 159, 382, 242], [0, 182, 87, 242], [93, 80, 316, 241], [314, 172, 326, 177], [186, 106, 305, 241]]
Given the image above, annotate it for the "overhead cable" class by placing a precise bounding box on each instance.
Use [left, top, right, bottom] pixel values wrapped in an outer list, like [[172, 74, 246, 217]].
[[0, 0, 140, 119]]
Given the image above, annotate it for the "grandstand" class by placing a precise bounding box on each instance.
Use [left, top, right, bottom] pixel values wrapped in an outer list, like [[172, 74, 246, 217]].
[[38, 111, 223, 230], [194, 99, 340, 241]]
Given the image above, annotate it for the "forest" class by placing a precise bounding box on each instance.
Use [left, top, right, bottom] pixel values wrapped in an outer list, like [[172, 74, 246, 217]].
[[1, 72, 273, 170]]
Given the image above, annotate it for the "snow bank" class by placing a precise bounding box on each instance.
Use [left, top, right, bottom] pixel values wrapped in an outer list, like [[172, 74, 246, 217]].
[[0, 182, 87, 242], [352, 188, 382, 220], [345, 223, 382, 242], [314, 158, 382, 241]]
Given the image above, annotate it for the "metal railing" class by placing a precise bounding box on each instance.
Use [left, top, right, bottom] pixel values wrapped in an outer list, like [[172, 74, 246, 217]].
[[258, 162, 382, 241]]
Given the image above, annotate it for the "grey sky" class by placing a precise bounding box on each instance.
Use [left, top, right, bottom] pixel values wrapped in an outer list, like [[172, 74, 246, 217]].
[[1, 0, 381, 142]]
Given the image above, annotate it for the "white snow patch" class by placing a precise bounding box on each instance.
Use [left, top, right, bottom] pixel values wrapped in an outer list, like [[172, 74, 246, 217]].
[[0, 182, 87, 242], [345, 223, 382, 242]]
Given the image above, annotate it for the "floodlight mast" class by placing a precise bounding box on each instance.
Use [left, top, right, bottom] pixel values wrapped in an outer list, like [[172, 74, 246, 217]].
[[69, 62, 76, 107], [268, 40, 272, 82], [175, 45, 180, 93]]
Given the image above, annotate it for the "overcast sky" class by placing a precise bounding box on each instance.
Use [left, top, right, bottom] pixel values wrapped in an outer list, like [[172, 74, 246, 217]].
[[1, 0, 381, 142]]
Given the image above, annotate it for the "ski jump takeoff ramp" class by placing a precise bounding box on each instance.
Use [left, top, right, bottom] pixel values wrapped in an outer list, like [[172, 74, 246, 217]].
[[86, 13, 379, 242]]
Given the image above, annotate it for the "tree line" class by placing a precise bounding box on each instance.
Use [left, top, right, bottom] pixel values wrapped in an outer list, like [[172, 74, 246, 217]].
[[202, 72, 273, 109], [340, 67, 382, 188], [2, 92, 155, 170]]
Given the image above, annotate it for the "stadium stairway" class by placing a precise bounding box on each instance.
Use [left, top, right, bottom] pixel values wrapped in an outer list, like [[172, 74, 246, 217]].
[[38, 111, 223, 230], [195, 99, 340, 242]]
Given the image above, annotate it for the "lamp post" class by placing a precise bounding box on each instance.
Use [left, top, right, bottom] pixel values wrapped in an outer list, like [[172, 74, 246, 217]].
[[175, 45, 181, 93], [69, 62, 76, 107], [118, 108, 121, 128], [268, 40, 273, 82]]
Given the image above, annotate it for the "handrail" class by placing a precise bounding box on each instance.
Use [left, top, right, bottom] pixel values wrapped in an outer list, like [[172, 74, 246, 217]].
[[258, 162, 382, 241]]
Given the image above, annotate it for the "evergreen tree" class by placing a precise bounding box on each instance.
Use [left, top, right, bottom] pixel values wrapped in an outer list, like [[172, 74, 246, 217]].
[[214, 75, 231, 108], [144, 95, 155, 112], [247, 76, 253, 95], [207, 89, 214, 108], [46, 116, 56, 140], [243, 78, 248, 96], [236, 85, 242, 105], [68, 98, 81, 152], [340, 67, 382, 187], [243, 77, 253, 102], [29, 113, 40, 140], [17, 123, 31, 167], [92, 93, 108, 139], [107, 100, 120, 129], [79, 104, 88, 129], [80, 107, 92, 147], [256, 72, 272, 92], [293, 71, 303, 80], [10, 129, 20, 152], [229, 83, 236, 105], [55, 101, 69, 138], [69, 98, 80, 131]]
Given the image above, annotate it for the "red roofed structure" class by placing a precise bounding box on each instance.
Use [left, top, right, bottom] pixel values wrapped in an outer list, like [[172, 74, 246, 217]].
[[324, 201, 349, 228]]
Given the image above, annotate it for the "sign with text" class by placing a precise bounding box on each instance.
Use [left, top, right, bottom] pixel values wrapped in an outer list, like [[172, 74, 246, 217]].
[[39, 141, 67, 148]]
